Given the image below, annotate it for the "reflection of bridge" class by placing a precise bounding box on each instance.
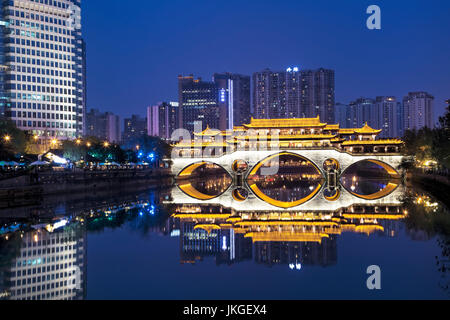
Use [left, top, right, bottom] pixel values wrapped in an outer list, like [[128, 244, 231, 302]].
[[168, 182, 405, 212], [170, 203, 407, 267]]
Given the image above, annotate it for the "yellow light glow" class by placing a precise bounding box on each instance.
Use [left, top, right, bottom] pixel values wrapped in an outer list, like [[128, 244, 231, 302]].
[[104, 142, 110, 148], [4, 135, 11, 142]]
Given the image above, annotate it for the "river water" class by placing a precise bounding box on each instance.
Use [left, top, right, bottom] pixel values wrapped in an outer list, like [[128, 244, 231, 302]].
[[0, 161, 449, 300]]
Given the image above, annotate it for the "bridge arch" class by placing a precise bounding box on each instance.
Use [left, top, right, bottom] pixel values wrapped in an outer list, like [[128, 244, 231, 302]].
[[246, 152, 324, 209]]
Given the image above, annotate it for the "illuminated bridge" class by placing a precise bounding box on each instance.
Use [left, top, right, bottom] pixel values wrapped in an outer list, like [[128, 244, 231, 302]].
[[171, 117, 404, 211]]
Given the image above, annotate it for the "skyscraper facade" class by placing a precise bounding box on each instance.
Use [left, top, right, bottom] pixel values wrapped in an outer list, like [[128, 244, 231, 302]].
[[178, 75, 219, 134], [86, 109, 121, 143], [252, 68, 301, 119], [1, 0, 86, 139], [300, 68, 335, 123], [147, 101, 179, 140], [375, 96, 398, 138], [403, 92, 434, 131], [213, 73, 250, 130], [334, 102, 351, 128], [123, 114, 147, 144], [349, 97, 376, 128]]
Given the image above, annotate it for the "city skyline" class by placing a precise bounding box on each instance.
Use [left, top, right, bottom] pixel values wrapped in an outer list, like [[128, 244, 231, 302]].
[[84, 0, 450, 124]]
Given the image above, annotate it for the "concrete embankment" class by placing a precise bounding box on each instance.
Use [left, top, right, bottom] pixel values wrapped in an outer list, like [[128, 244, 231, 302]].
[[0, 169, 174, 208]]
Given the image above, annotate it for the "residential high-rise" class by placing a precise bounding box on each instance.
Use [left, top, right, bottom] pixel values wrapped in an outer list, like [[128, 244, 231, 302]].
[[334, 103, 351, 128], [178, 75, 219, 134], [123, 114, 147, 144], [213, 73, 250, 129], [396, 102, 404, 138], [252, 67, 301, 119], [1, 0, 86, 139], [147, 101, 179, 140], [403, 92, 434, 131], [349, 97, 376, 128], [375, 96, 398, 138], [86, 109, 120, 143], [300, 68, 335, 123]]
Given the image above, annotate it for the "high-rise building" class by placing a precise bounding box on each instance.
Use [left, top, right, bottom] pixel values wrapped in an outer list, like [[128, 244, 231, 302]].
[[403, 92, 434, 131], [334, 103, 352, 128], [147, 101, 179, 140], [396, 102, 404, 138], [1, 0, 86, 139], [213, 73, 250, 129], [86, 109, 120, 143], [375, 96, 398, 138], [178, 75, 219, 134], [252, 67, 301, 119], [122, 114, 147, 144], [349, 97, 376, 129], [300, 68, 335, 123]]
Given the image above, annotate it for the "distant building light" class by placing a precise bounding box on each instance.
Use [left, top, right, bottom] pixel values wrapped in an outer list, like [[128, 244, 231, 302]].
[[170, 230, 180, 237]]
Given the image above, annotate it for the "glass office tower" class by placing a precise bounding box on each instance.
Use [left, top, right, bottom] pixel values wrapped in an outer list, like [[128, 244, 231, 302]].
[[1, 0, 86, 139]]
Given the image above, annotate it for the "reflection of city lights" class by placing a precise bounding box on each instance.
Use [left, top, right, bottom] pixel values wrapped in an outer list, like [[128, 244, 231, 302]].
[[351, 185, 356, 191], [34, 234, 38, 242]]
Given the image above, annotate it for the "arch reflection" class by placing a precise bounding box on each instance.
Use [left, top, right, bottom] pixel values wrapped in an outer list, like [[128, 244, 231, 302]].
[[341, 160, 400, 200], [177, 162, 232, 200], [247, 153, 324, 208]]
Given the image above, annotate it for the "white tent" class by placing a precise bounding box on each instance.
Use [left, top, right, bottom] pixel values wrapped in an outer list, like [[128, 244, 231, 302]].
[[30, 161, 50, 166]]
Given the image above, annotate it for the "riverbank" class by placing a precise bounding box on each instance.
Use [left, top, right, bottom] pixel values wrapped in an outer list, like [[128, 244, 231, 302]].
[[408, 171, 450, 209], [0, 168, 174, 208]]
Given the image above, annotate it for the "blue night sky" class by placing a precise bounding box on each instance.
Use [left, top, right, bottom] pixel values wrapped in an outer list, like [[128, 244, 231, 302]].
[[83, 0, 450, 123]]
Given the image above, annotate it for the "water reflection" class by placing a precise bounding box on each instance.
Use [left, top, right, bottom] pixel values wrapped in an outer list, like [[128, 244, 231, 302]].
[[340, 160, 400, 200], [178, 163, 232, 200], [247, 153, 324, 208], [0, 184, 448, 299], [0, 227, 86, 300], [171, 204, 405, 267]]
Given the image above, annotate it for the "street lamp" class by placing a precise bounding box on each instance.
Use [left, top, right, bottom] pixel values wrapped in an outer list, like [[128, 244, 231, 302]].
[[86, 142, 92, 148], [75, 139, 82, 145], [3, 135, 11, 143], [136, 145, 140, 151], [103, 142, 110, 148], [51, 139, 58, 147]]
